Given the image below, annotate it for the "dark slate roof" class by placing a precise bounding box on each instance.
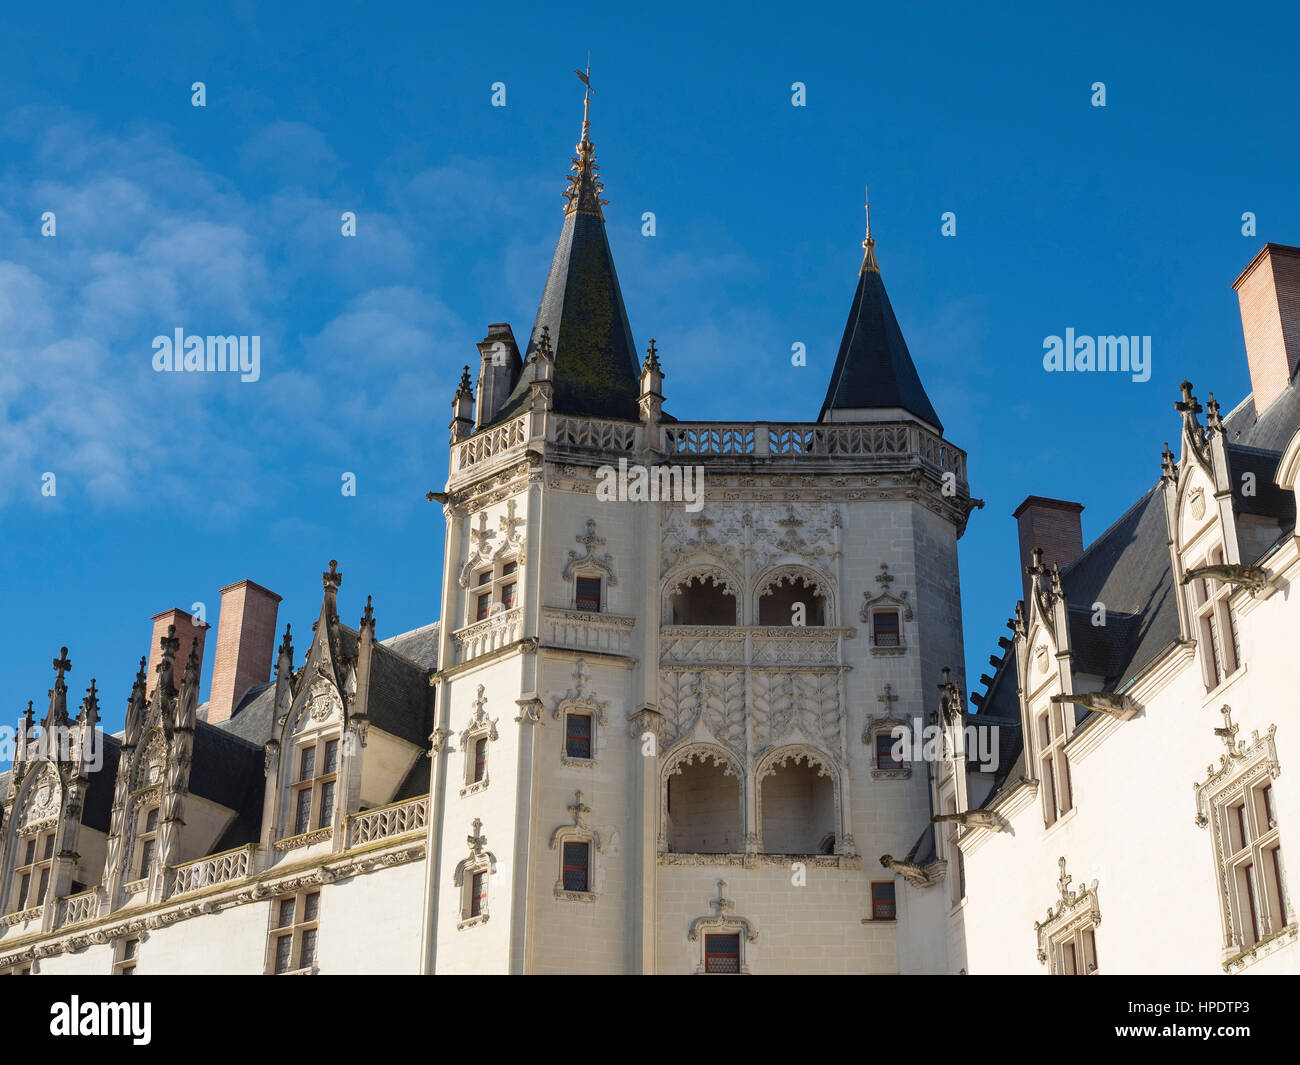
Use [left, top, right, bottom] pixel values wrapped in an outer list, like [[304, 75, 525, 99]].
[[904, 824, 938, 866], [962, 711, 1021, 779], [1056, 484, 1181, 691], [492, 210, 641, 423], [392, 756, 431, 802], [189, 722, 266, 849], [222, 683, 278, 746], [819, 258, 943, 431], [1223, 382, 1300, 453], [380, 622, 440, 671], [367, 642, 432, 748], [83, 733, 121, 834]]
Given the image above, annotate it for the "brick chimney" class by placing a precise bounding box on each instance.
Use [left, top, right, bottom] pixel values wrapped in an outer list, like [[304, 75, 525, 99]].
[[208, 579, 282, 724], [146, 608, 209, 696], [1233, 243, 1300, 415], [1013, 496, 1085, 606]]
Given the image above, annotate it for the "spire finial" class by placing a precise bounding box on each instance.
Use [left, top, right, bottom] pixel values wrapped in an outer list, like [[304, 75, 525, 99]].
[[860, 183, 880, 275], [563, 59, 608, 219]]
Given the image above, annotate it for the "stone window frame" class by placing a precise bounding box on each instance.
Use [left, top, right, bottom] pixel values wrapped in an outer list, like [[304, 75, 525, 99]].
[[1034, 699, 1073, 828], [870, 881, 897, 921], [290, 731, 341, 836], [1195, 717, 1292, 961], [551, 661, 608, 769], [9, 825, 57, 916], [863, 711, 912, 781], [266, 888, 322, 975], [466, 554, 522, 627], [549, 791, 603, 903], [688, 879, 757, 974], [1187, 544, 1242, 692], [453, 819, 497, 930], [131, 799, 161, 882], [562, 518, 617, 614], [1034, 857, 1101, 975], [458, 685, 499, 797], [112, 935, 141, 975]]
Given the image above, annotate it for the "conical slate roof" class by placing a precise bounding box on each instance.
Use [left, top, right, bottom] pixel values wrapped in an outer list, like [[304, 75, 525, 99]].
[[819, 225, 943, 432], [494, 81, 641, 423]]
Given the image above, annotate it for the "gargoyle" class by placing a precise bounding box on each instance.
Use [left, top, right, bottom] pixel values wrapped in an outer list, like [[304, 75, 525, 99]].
[[879, 854, 938, 888], [1180, 563, 1268, 596], [1050, 691, 1139, 721], [931, 809, 1004, 832]]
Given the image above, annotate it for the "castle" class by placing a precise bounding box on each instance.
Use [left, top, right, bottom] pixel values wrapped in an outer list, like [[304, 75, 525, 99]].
[[2, 83, 1296, 975]]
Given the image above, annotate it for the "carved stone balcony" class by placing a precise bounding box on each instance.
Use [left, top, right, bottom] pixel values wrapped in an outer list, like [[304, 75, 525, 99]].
[[542, 607, 636, 655], [659, 626, 851, 670], [347, 796, 428, 848], [57, 889, 99, 926], [171, 844, 256, 896], [452, 607, 523, 663]]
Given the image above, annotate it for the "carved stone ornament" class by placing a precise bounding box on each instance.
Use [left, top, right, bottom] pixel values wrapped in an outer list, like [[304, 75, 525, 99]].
[[688, 880, 757, 974], [562, 518, 617, 586], [1033, 857, 1101, 966]]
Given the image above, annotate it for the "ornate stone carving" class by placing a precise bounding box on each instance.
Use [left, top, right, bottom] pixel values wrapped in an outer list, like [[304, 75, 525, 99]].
[[1033, 856, 1101, 968], [562, 518, 617, 586]]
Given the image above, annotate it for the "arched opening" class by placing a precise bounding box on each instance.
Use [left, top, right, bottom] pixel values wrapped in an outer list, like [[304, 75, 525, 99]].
[[667, 576, 737, 625], [666, 757, 741, 853], [760, 756, 836, 854], [758, 576, 826, 626]]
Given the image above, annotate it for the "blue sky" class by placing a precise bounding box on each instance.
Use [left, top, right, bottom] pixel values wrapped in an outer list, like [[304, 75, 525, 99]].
[[2, 2, 1297, 741]]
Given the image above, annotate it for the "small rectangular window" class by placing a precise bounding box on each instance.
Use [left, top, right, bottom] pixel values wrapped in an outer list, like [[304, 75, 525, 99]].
[[277, 898, 296, 928], [17, 874, 29, 910], [562, 841, 589, 892], [23, 840, 35, 866], [1062, 941, 1077, 975], [575, 577, 602, 613], [872, 610, 900, 647], [476, 593, 492, 621], [470, 871, 486, 917], [565, 714, 593, 759], [502, 560, 517, 576], [324, 739, 340, 774], [304, 892, 320, 922], [144, 809, 159, 835], [299, 928, 317, 968], [501, 582, 517, 609], [1243, 863, 1261, 944], [138, 839, 155, 878], [41, 833, 56, 861], [476, 570, 492, 586], [704, 933, 741, 974], [871, 881, 896, 920], [473, 737, 488, 783], [299, 746, 316, 782], [875, 732, 902, 770]]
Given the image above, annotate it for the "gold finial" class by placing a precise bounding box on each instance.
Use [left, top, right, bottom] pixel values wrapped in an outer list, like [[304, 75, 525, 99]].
[[860, 183, 880, 274], [563, 57, 608, 218]]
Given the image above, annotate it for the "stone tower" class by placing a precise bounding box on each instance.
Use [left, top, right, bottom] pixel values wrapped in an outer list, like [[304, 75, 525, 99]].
[[420, 82, 978, 974]]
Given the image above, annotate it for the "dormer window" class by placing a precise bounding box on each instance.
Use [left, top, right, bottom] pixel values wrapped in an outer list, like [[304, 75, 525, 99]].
[[11, 829, 56, 913], [1190, 546, 1240, 690], [135, 806, 160, 879], [575, 576, 602, 613], [292, 736, 340, 835]]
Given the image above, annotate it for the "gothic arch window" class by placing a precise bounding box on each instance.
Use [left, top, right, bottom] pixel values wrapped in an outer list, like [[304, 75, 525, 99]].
[[550, 791, 603, 901], [459, 686, 499, 796], [1195, 709, 1291, 965], [562, 518, 617, 614], [453, 819, 497, 929], [754, 745, 840, 855], [688, 880, 757, 974], [860, 565, 914, 655], [661, 744, 744, 854], [663, 565, 741, 626], [551, 660, 608, 767], [864, 685, 911, 780], [754, 565, 833, 627], [1034, 857, 1101, 974]]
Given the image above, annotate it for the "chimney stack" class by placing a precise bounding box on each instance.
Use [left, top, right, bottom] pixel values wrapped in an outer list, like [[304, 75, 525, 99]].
[[1013, 496, 1085, 606], [475, 323, 521, 429], [146, 609, 209, 696], [1233, 243, 1300, 415], [208, 579, 282, 724]]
